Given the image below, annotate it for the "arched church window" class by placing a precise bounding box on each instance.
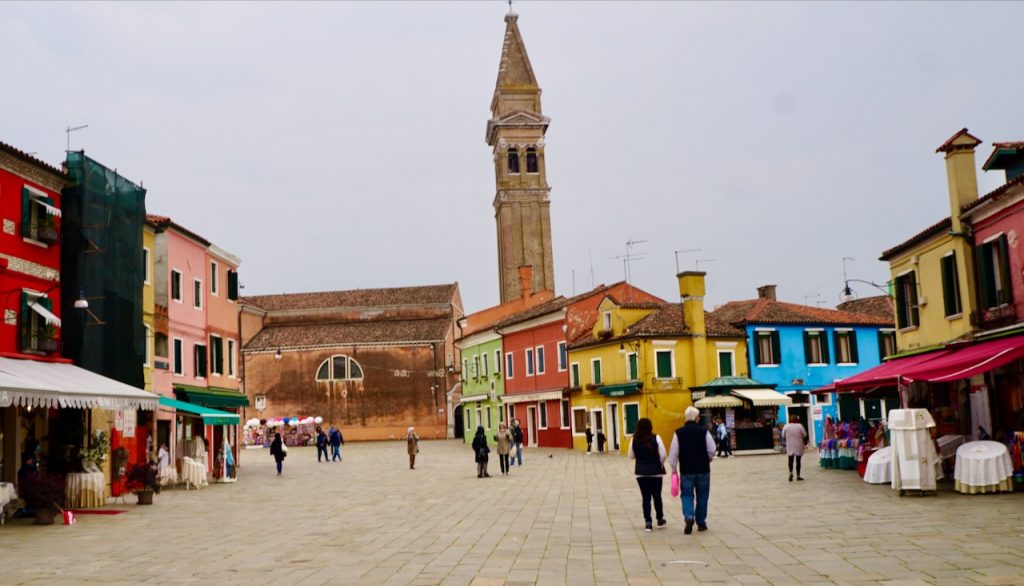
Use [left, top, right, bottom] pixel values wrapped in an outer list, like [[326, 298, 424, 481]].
[[315, 355, 365, 382], [526, 147, 538, 173], [507, 149, 520, 174]]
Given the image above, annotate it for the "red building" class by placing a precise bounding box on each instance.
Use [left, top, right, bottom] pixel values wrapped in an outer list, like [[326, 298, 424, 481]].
[[496, 283, 663, 449]]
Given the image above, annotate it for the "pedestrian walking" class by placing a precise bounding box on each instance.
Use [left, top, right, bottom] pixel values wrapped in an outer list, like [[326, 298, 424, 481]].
[[406, 427, 420, 470], [315, 427, 329, 462], [668, 406, 715, 534], [472, 426, 491, 478], [716, 418, 733, 457], [628, 418, 667, 532], [783, 415, 808, 481], [585, 425, 594, 453], [494, 422, 513, 475], [269, 432, 287, 476], [329, 426, 344, 462], [510, 419, 524, 466], [597, 429, 607, 453]]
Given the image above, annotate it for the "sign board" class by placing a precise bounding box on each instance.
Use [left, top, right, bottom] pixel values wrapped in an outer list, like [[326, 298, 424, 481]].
[[114, 410, 124, 431], [725, 409, 735, 428], [255, 395, 267, 411], [812, 406, 823, 419], [123, 409, 136, 438]]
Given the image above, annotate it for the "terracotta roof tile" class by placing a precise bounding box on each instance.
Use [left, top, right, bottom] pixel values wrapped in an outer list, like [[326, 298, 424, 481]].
[[712, 298, 893, 327], [879, 216, 951, 261], [835, 295, 894, 322], [935, 128, 981, 153], [494, 296, 569, 329], [0, 141, 67, 179], [244, 317, 452, 349], [960, 173, 1024, 215], [144, 213, 211, 246], [243, 284, 459, 312], [569, 304, 743, 349]]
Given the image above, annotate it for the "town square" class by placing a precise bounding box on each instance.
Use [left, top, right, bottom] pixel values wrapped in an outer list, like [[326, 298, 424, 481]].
[[1, 2, 1024, 585]]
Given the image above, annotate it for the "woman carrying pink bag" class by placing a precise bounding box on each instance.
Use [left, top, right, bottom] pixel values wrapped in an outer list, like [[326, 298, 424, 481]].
[[628, 418, 668, 532]]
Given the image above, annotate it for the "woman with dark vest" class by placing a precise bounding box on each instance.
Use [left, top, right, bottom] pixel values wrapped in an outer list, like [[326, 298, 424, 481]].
[[628, 417, 667, 532], [668, 406, 716, 534]]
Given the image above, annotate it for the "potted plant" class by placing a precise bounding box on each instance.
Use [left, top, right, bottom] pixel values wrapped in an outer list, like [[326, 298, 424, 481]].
[[126, 461, 159, 505], [19, 472, 66, 525], [36, 323, 59, 353], [79, 430, 109, 471]]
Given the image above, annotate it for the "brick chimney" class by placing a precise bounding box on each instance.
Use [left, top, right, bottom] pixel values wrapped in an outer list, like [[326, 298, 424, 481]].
[[757, 284, 777, 301], [936, 128, 981, 232], [518, 266, 534, 301]]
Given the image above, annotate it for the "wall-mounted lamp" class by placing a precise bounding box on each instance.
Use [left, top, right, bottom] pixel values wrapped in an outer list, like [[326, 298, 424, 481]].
[[274, 348, 282, 361], [618, 343, 626, 355]]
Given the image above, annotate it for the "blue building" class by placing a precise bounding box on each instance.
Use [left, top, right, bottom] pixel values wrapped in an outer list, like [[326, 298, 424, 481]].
[[711, 285, 896, 444]]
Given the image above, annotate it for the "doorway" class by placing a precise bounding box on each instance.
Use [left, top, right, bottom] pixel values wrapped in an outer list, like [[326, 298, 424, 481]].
[[591, 409, 604, 451], [526, 406, 537, 446], [607, 403, 620, 451], [453, 405, 464, 439]]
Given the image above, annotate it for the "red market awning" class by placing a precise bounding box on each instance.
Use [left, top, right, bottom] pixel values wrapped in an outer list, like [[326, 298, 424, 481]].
[[902, 334, 1024, 383], [830, 350, 952, 392]]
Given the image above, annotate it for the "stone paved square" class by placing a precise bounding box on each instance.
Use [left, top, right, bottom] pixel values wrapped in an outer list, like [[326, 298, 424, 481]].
[[1, 441, 1022, 585]]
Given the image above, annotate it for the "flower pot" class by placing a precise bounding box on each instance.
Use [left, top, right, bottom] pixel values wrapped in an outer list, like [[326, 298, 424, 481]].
[[34, 508, 57, 525], [136, 490, 154, 505]]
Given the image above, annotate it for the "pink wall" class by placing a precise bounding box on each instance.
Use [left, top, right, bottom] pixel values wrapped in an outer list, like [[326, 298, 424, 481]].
[[972, 198, 1024, 320], [167, 229, 208, 386], [205, 250, 240, 390]]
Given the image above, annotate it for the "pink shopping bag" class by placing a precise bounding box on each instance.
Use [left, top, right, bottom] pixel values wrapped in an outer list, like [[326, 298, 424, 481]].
[[670, 472, 680, 497]]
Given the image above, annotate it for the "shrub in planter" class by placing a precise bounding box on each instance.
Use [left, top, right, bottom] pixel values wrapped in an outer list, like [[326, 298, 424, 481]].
[[126, 462, 159, 504], [20, 472, 66, 524]]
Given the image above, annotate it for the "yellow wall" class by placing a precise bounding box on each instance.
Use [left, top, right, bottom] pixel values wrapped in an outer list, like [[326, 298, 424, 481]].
[[888, 233, 975, 353], [142, 226, 155, 391]]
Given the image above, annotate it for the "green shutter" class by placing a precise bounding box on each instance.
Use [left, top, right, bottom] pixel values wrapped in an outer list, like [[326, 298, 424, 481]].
[[624, 404, 639, 435], [656, 351, 672, 378], [227, 270, 239, 301], [593, 361, 602, 385], [628, 353, 638, 380], [908, 272, 920, 326], [895, 276, 908, 329], [803, 331, 812, 364], [18, 292, 31, 351], [848, 331, 859, 363], [877, 331, 886, 360], [718, 352, 733, 376], [997, 236, 1012, 305], [770, 332, 781, 365], [820, 331, 830, 364], [21, 188, 32, 238]]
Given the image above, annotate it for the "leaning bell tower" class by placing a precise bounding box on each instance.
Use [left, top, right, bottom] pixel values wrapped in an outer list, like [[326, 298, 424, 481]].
[[487, 13, 555, 303]]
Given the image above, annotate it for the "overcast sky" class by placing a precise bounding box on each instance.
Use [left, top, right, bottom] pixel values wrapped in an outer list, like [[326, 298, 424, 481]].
[[3, 2, 1023, 313]]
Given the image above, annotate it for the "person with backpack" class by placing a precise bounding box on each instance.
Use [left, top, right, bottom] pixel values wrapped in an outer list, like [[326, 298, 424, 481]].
[[628, 418, 667, 532], [329, 426, 344, 462]]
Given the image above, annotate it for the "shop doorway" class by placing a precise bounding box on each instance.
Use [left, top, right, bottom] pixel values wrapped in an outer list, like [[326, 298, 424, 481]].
[[526, 405, 537, 446], [788, 393, 813, 445], [453, 405, 464, 439], [591, 409, 604, 450], [607, 403, 620, 451]]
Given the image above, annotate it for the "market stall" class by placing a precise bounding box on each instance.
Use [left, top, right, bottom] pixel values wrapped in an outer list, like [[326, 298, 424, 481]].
[[241, 416, 323, 448], [692, 377, 791, 452]]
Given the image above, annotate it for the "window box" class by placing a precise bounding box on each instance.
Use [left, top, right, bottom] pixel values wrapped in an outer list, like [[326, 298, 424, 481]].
[[35, 338, 60, 353], [597, 329, 613, 340], [37, 226, 59, 244]]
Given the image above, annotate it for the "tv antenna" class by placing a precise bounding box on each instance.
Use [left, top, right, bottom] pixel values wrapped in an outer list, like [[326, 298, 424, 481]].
[[674, 249, 702, 274], [695, 258, 716, 271], [611, 238, 649, 283], [66, 124, 89, 152]]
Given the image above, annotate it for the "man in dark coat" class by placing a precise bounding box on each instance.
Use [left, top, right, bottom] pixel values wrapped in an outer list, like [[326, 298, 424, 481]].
[[329, 426, 344, 462], [315, 427, 329, 462], [669, 406, 716, 534]]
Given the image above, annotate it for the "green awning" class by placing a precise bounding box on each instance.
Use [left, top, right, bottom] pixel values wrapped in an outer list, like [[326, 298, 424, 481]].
[[159, 396, 240, 426], [174, 385, 250, 408], [599, 383, 641, 397], [689, 376, 776, 392]]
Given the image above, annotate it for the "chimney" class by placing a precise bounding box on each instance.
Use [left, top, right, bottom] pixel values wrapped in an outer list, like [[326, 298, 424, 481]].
[[518, 266, 534, 301], [936, 128, 981, 231], [677, 271, 706, 336], [757, 284, 777, 301]]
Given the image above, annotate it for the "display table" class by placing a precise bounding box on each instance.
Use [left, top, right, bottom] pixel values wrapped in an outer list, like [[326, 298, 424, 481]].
[[863, 446, 892, 484], [66, 472, 105, 508], [954, 441, 1014, 494], [181, 457, 208, 490], [937, 434, 966, 460]]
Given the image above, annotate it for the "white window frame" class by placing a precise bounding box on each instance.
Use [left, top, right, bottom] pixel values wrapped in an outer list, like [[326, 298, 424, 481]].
[[560, 399, 571, 429], [654, 349, 675, 379], [171, 270, 183, 303], [172, 337, 184, 376], [805, 328, 827, 366], [602, 311, 612, 331], [193, 278, 203, 310], [525, 348, 535, 377], [571, 407, 588, 435], [505, 352, 514, 379], [142, 247, 151, 285], [626, 352, 639, 381], [473, 355, 480, 379], [209, 333, 223, 377], [538, 400, 548, 429], [210, 261, 219, 296], [716, 349, 735, 377], [227, 338, 236, 378], [194, 343, 206, 380], [754, 328, 780, 367], [570, 362, 581, 388], [143, 325, 152, 368], [623, 401, 641, 436], [557, 341, 567, 372], [591, 358, 602, 385], [816, 393, 833, 406], [535, 345, 546, 375], [835, 328, 857, 366]]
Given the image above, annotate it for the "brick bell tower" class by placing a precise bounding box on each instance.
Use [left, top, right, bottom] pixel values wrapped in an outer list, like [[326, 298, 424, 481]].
[[486, 12, 555, 303]]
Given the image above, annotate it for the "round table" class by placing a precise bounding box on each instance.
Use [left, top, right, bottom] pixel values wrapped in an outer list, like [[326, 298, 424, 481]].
[[954, 440, 1014, 494], [863, 446, 892, 485], [181, 457, 208, 490], [66, 472, 105, 508], [0, 482, 18, 524]]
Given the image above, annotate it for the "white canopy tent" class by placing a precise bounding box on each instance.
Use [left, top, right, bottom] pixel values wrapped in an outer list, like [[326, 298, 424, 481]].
[[0, 357, 158, 411]]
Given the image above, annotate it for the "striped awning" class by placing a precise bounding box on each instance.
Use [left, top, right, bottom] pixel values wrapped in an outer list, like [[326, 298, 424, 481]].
[[694, 395, 743, 408], [733, 388, 792, 407]]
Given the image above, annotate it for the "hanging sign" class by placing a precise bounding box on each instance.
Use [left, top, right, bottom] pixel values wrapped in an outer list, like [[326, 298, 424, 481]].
[[124, 410, 136, 438], [114, 410, 124, 431]]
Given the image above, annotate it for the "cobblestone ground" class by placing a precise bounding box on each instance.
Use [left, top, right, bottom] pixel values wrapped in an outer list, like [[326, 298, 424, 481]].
[[1, 440, 1022, 585]]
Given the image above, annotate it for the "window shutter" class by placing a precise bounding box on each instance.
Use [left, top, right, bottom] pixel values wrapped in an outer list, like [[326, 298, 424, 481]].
[[197, 346, 208, 377], [877, 332, 886, 360], [18, 292, 31, 351], [908, 272, 920, 326], [803, 332, 812, 364], [832, 330, 842, 362], [820, 332, 830, 364], [753, 335, 762, 365], [848, 331, 859, 363], [21, 188, 32, 238], [895, 277, 908, 329], [227, 271, 239, 301], [997, 236, 1012, 304], [770, 332, 781, 365]]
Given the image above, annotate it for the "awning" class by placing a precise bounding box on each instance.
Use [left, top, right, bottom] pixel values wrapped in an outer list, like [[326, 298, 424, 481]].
[[30, 194, 61, 218], [690, 376, 776, 392], [459, 393, 489, 404], [31, 303, 61, 327], [902, 334, 1024, 383], [694, 395, 744, 408], [174, 385, 249, 408], [159, 396, 239, 426], [503, 389, 564, 404], [732, 388, 793, 407], [0, 356, 158, 410], [832, 350, 950, 392], [599, 383, 641, 397]]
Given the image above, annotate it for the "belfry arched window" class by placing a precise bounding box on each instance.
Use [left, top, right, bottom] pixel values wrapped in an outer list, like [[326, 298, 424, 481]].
[[507, 149, 520, 174], [526, 147, 538, 173], [315, 355, 364, 382]]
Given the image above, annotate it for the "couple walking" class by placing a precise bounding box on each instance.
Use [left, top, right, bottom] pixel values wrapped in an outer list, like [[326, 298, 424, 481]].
[[315, 426, 345, 462], [628, 407, 715, 534], [472, 419, 523, 477]]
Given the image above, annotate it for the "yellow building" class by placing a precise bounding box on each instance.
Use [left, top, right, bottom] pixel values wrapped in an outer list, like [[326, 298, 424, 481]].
[[879, 129, 981, 354], [142, 223, 156, 391], [567, 272, 748, 454]]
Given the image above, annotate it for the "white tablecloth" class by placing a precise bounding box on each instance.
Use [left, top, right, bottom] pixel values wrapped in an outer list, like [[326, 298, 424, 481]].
[[954, 440, 1014, 494], [0, 483, 16, 509], [936, 434, 966, 459], [181, 457, 208, 489], [66, 472, 105, 508], [863, 446, 892, 485]]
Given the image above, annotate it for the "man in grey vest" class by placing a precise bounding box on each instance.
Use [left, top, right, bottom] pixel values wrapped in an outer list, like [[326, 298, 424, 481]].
[[668, 406, 716, 534]]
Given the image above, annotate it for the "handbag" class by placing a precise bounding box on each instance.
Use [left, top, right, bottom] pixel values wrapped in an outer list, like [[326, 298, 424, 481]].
[[670, 472, 680, 498]]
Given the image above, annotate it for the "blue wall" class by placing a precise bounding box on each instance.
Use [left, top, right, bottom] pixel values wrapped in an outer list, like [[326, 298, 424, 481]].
[[745, 323, 888, 444]]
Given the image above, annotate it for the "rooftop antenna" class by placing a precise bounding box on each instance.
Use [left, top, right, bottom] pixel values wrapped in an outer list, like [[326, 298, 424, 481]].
[[588, 248, 595, 288], [571, 269, 576, 297], [674, 249, 702, 274], [611, 238, 649, 283], [66, 124, 88, 152], [695, 258, 716, 271]]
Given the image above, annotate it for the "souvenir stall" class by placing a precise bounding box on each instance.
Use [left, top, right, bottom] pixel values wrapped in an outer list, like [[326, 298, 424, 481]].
[[692, 377, 792, 452], [245, 416, 323, 447], [242, 419, 270, 448]]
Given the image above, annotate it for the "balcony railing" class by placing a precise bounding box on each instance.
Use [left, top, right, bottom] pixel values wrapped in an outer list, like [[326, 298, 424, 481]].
[[975, 304, 1018, 330]]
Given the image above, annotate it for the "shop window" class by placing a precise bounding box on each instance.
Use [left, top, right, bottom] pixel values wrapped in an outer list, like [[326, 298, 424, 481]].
[[171, 270, 182, 302], [895, 272, 919, 329], [572, 407, 588, 434], [315, 355, 364, 381], [754, 330, 780, 366], [560, 399, 571, 428], [570, 363, 580, 388], [978, 235, 1012, 310], [655, 350, 674, 379], [526, 348, 535, 376], [940, 252, 962, 317], [591, 359, 602, 385], [803, 330, 828, 365], [624, 403, 640, 435], [507, 149, 520, 174], [626, 353, 638, 381], [557, 341, 567, 371], [834, 330, 859, 364], [877, 330, 896, 359], [526, 147, 538, 173]]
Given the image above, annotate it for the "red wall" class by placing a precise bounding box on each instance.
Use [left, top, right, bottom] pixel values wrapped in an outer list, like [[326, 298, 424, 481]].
[[503, 320, 567, 395], [972, 198, 1024, 320], [0, 168, 62, 356]]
